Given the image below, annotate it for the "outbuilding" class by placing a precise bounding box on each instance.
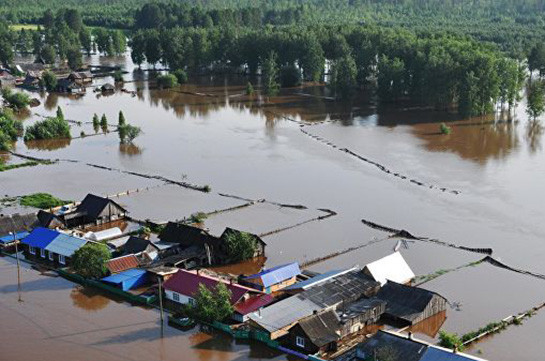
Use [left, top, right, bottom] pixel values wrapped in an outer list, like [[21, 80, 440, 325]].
[[363, 252, 415, 286], [102, 269, 149, 291], [240, 262, 301, 293]]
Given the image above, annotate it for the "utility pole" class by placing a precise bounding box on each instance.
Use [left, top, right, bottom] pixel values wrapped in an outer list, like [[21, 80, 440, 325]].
[[10, 231, 23, 303], [158, 276, 165, 337]]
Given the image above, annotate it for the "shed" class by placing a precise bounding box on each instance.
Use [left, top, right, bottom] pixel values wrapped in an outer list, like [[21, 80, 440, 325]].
[[101, 83, 115, 92], [376, 281, 447, 326], [106, 236, 131, 250], [285, 269, 350, 292], [0, 231, 29, 248], [102, 269, 148, 291], [338, 298, 386, 336], [64, 194, 127, 227], [233, 294, 275, 322], [240, 262, 300, 293], [122, 236, 159, 256], [158, 222, 217, 247], [363, 252, 415, 286]]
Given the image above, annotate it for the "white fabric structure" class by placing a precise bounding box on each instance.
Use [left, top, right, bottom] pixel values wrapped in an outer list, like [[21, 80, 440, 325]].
[[363, 252, 415, 286], [84, 227, 123, 242]]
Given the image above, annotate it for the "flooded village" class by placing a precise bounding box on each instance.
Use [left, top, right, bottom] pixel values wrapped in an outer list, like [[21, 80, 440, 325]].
[[2, 23, 545, 361]]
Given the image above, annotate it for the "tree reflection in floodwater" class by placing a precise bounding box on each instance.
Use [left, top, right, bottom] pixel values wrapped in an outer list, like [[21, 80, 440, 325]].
[[70, 286, 111, 312]]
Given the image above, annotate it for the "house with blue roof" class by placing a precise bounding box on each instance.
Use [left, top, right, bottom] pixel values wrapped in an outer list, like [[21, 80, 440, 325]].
[[22, 227, 88, 266], [240, 262, 301, 293]]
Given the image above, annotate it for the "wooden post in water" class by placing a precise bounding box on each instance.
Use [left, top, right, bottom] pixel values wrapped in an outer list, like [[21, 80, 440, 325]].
[[158, 276, 165, 336], [11, 231, 23, 303]]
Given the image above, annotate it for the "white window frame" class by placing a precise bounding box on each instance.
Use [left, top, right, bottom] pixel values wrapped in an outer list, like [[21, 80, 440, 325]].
[[59, 254, 66, 265], [188, 297, 196, 306], [172, 292, 180, 302], [296, 336, 305, 348], [48, 252, 54, 261], [40, 248, 45, 258], [29, 246, 36, 255]]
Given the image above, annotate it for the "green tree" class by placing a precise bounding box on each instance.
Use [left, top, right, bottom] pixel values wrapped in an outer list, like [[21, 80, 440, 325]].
[[528, 43, 545, 78], [246, 81, 254, 95], [438, 330, 465, 351], [0, 112, 23, 150], [66, 46, 82, 70], [56, 106, 64, 121], [71, 243, 111, 279], [24, 116, 70, 141], [119, 124, 141, 144], [2, 88, 31, 109], [223, 231, 257, 262], [118, 111, 126, 127], [280, 65, 301, 88], [100, 114, 108, 132], [41, 70, 58, 92], [40, 45, 56, 64], [92, 113, 100, 133], [527, 80, 545, 120], [262, 51, 279, 96], [173, 69, 188, 84], [330, 53, 357, 100], [190, 282, 234, 322], [156, 74, 178, 88]]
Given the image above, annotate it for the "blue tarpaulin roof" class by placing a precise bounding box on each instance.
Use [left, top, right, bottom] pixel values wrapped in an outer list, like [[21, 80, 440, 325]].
[[421, 347, 483, 361], [45, 233, 87, 257], [0, 231, 29, 244], [243, 262, 301, 288], [102, 269, 148, 291], [21, 228, 59, 249]]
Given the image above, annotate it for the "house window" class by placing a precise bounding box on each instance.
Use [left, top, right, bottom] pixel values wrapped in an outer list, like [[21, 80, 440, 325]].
[[188, 298, 196, 306], [172, 292, 180, 302], [48, 252, 54, 261], [40, 248, 45, 258], [59, 255, 66, 265], [296, 336, 305, 348], [29, 246, 35, 255]]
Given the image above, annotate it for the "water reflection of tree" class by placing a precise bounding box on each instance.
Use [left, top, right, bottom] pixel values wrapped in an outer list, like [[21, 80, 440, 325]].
[[526, 119, 543, 153], [44, 93, 59, 111], [25, 138, 71, 150], [70, 286, 110, 312], [119, 143, 143, 156]]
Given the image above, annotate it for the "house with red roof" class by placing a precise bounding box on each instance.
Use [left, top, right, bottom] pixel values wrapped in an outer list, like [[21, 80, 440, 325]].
[[232, 294, 275, 322], [163, 269, 260, 309]]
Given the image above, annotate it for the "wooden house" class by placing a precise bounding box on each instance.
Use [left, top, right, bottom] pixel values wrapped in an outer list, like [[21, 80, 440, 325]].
[[63, 194, 127, 228], [21, 228, 87, 266], [376, 281, 447, 327], [337, 298, 386, 336], [285, 309, 340, 355]]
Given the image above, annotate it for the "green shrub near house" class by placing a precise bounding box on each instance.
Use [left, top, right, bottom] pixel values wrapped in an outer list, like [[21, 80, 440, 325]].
[[224, 231, 257, 262], [156, 73, 178, 89], [2, 88, 31, 110], [71, 243, 111, 279], [186, 282, 234, 322]]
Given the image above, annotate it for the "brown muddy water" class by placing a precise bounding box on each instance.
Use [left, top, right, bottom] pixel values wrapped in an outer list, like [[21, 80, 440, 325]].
[[2, 52, 545, 360]]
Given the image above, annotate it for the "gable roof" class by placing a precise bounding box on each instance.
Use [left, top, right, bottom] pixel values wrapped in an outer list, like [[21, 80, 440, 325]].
[[220, 227, 266, 246], [77, 194, 127, 220], [377, 281, 446, 323], [0, 231, 29, 244], [163, 269, 254, 304], [123, 236, 158, 255], [159, 222, 218, 246], [242, 262, 300, 288], [298, 309, 340, 347], [357, 331, 428, 361], [234, 294, 275, 316], [364, 252, 415, 286], [106, 254, 140, 274], [0, 213, 40, 236], [45, 233, 87, 257], [21, 227, 60, 249], [37, 210, 63, 228]]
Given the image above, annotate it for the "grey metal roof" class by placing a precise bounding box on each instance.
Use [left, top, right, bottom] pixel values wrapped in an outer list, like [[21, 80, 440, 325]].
[[338, 297, 386, 322], [248, 295, 320, 333], [357, 331, 427, 361], [45, 233, 87, 257], [298, 309, 340, 347]]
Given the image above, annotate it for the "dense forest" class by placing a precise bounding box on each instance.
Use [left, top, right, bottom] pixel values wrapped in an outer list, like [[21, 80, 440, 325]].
[[2, 1, 545, 116]]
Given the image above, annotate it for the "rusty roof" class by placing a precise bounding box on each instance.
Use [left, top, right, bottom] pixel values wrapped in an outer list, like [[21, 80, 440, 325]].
[[106, 254, 140, 274]]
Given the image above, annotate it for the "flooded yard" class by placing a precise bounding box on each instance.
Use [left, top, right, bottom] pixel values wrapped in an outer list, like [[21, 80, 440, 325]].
[[2, 51, 545, 360]]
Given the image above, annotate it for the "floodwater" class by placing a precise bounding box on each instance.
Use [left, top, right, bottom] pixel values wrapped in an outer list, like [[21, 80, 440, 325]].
[[2, 51, 545, 360], [0, 257, 288, 361]]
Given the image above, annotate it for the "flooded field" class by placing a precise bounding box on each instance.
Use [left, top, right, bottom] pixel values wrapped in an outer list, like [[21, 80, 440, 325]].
[[2, 51, 545, 360]]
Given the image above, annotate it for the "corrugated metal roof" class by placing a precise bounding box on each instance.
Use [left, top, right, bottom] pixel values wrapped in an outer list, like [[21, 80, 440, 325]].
[[248, 295, 319, 333], [284, 268, 350, 291], [106, 254, 140, 273], [0, 231, 29, 244], [298, 309, 340, 347], [45, 233, 87, 257], [364, 252, 415, 286], [357, 331, 427, 361], [21, 228, 59, 249], [102, 269, 147, 284], [234, 294, 275, 315], [243, 263, 301, 288]]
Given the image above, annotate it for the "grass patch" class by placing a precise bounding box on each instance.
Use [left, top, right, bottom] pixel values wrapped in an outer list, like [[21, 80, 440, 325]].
[[20, 193, 72, 209], [0, 161, 40, 172], [415, 259, 483, 284], [188, 212, 208, 224]]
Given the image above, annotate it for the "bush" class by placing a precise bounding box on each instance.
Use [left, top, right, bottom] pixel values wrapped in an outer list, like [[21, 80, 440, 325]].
[[71, 243, 111, 279], [280, 65, 302, 87], [19, 193, 71, 209], [440, 122, 452, 135], [189, 212, 208, 224], [187, 283, 234, 322], [246, 82, 254, 95], [156, 73, 178, 89], [113, 70, 124, 82], [24, 116, 71, 141], [41, 70, 58, 92], [438, 330, 464, 351], [173, 69, 188, 84], [2, 88, 31, 109], [223, 230, 258, 262]]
